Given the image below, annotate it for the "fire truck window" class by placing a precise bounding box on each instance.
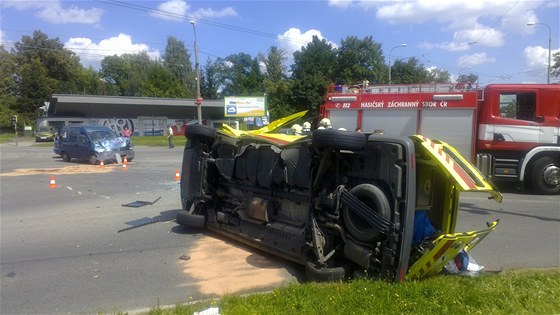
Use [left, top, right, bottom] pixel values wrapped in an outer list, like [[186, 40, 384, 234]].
[[499, 92, 536, 121]]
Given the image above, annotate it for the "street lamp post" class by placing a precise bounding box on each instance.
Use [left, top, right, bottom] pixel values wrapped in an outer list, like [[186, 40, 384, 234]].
[[527, 22, 552, 84], [388, 43, 407, 84], [190, 20, 202, 124]]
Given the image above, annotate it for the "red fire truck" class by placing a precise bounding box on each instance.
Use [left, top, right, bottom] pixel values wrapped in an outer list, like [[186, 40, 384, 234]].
[[320, 83, 560, 194]]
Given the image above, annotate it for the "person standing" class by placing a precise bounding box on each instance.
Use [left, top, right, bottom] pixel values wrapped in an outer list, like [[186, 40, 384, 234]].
[[122, 127, 132, 137], [167, 125, 174, 148]]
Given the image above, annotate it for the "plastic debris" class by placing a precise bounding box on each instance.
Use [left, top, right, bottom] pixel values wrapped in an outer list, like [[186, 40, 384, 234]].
[[194, 307, 220, 315]]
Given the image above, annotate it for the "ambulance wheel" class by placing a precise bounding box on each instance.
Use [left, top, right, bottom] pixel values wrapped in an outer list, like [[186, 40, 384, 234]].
[[531, 156, 560, 195], [343, 184, 391, 242], [176, 211, 206, 228], [186, 124, 216, 144], [305, 261, 346, 282], [312, 129, 366, 151]]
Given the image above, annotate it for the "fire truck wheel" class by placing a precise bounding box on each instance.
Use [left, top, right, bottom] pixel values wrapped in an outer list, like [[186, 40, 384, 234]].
[[343, 184, 391, 242], [312, 129, 366, 151], [531, 156, 560, 195], [186, 124, 216, 144]]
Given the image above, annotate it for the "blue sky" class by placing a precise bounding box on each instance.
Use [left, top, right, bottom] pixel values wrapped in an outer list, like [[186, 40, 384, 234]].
[[1, 0, 559, 85]]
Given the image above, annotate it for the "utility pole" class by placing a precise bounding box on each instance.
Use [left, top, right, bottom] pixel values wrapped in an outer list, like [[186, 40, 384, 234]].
[[191, 20, 202, 124]]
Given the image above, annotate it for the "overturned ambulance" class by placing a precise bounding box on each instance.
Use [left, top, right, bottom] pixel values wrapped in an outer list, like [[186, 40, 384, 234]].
[[176, 111, 502, 281]]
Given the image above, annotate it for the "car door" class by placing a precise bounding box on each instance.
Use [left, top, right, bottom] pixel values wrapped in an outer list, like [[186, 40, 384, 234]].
[[63, 129, 80, 158]]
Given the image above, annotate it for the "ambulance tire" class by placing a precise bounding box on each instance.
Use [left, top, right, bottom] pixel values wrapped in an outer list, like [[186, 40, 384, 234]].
[[343, 184, 391, 242], [531, 156, 560, 195], [312, 129, 366, 151], [305, 261, 346, 282], [186, 124, 216, 144], [176, 211, 206, 228]]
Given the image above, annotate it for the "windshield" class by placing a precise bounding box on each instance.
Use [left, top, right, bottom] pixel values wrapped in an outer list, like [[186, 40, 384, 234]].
[[38, 127, 52, 132], [89, 130, 118, 141]]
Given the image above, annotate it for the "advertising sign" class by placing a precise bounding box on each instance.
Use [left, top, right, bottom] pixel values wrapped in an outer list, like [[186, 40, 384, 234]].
[[224, 97, 266, 117]]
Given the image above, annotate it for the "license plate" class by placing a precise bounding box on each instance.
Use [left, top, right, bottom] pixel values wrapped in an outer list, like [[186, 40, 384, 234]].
[[41, 137, 47, 139]]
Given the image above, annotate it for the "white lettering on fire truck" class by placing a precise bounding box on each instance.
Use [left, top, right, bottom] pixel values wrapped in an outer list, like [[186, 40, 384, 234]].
[[388, 101, 419, 108], [360, 101, 384, 108]]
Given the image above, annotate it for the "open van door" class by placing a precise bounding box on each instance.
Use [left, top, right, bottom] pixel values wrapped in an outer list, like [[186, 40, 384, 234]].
[[406, 135, 502, 279]]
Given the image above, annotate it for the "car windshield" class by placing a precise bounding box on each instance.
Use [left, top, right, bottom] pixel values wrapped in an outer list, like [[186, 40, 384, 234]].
[[38, 127, 52, 132], [89, 130, 117, 141]]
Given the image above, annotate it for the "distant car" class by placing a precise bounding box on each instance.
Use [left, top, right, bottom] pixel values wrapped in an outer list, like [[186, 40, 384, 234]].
[[57, 125, 134, 164], [176, 111, 502, 282], [35, 126, 58, 142]]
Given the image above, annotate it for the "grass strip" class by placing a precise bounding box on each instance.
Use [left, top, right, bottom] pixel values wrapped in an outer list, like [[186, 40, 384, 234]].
[[140, 269, 559, 315]]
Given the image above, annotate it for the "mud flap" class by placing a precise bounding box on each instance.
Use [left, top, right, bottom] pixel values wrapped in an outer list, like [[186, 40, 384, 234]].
[[406, 220, 499, 279]]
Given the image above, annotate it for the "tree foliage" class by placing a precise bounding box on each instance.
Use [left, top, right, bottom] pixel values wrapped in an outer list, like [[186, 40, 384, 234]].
[[163, 36, 194, 96], [3, 30, 476, 130], [551, 52, 560, 80], [335, 36, 386, 84]]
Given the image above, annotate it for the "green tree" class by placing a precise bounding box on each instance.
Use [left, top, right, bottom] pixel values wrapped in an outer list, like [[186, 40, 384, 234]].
[[140, 62, 184, 97], [551, 52, 560, 79], [163, 36, 194, 97], [218, 53, 264, 96], [0, 46, 18, 128], [200, 58, 222, 100], [335, 36, 386, 84], [428, 68, 451, 83], [457, 73, 479, 83], [9, 30, 84, 123], [389, 57, 431, 84], [290, 36, 337, 116], [258, 46, 287, 82]]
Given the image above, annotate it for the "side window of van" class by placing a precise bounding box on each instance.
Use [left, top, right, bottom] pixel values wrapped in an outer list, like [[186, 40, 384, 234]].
[[68, 130, 79, 142], [78, 134, 88, 144]]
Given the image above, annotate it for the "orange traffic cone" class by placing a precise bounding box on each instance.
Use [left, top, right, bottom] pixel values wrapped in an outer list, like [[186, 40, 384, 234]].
[[175, 169, 181, 181], [123, 156, 128, 164], [122, 162, 127, 171], [49, 176, 57, 188], [99, 160, 105, 168]]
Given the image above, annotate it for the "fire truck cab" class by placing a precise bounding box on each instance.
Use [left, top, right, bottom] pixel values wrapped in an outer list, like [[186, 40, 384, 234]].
[[320, 83, 560, 194]]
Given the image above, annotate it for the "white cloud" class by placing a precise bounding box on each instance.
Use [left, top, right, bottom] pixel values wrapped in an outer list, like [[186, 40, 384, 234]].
[[277, 28, 336, 57], [458, 52, 496, 67], [336, 0, 545, 50], [65, 34, 161, 68], [328, 0, 353, 9], [151, 0, 189, 21], [2, 0, 103, 25], [524, 45, 559, 80], [150, 0, 237, 22]]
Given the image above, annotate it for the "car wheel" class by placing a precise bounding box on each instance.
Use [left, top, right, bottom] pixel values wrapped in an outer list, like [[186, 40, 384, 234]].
[[305, 261, 347, 282], [531, 156, 560, 195], [186, 124, 216, 144], [89, 154, 98, 165], [176, 211, 206, 228], [62, 152, 71, 162], [343, 184, 391, 242], [312, 129, 366, 151]]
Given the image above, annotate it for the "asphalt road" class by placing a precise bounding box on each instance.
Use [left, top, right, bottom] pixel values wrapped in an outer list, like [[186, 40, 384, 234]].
[[1, 141, 559, 314]]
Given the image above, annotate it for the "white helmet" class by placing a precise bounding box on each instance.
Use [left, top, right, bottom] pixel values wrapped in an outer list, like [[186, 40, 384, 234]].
[[319, 118, 332, 128], [302, 121, 311, 131], [291, 124, 303, 135]]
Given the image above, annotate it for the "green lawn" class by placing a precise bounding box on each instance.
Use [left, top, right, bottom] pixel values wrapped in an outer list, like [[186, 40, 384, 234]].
[[139, 269, 559, 315]]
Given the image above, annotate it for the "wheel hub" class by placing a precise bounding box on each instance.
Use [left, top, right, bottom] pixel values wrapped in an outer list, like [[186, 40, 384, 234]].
[[542, 164, 560, 186]]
